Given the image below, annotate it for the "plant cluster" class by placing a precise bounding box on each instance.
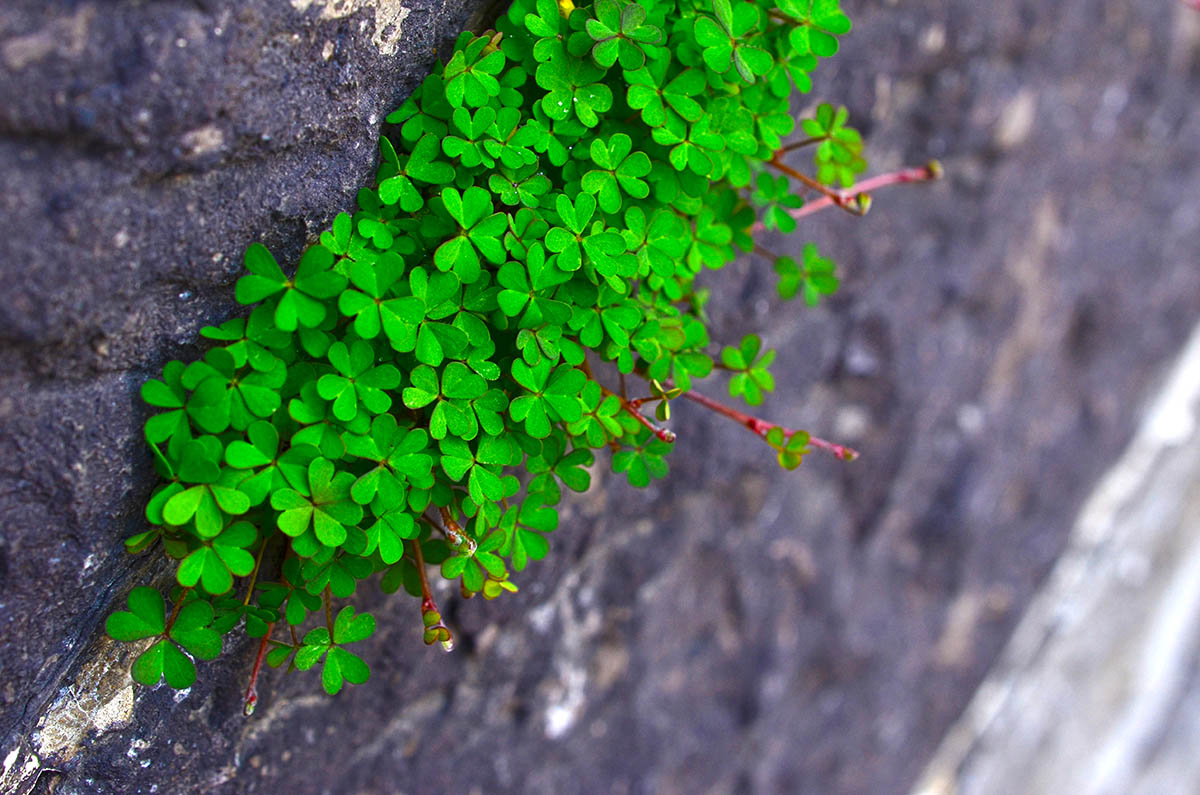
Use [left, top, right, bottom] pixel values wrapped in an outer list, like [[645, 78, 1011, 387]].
[[109, 0, 938, 704]]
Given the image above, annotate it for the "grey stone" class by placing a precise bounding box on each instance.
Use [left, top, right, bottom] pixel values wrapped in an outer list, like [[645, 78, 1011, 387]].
[[0, 0, 1198, 793]]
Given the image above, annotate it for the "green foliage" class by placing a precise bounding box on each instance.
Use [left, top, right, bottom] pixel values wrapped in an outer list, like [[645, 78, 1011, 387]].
[[774, 242, 838, 305], [722, 334, 776, 405], [802, 102, 866, 187], [112, 0, 867, 700]]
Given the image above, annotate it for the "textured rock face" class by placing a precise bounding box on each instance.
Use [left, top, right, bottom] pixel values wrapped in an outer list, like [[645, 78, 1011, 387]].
[[0, 0, 478, 790], [1, 1, 1199, 794]]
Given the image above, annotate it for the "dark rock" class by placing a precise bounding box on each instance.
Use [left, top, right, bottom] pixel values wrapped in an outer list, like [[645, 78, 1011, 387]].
[[1, 0, 1199, 794]]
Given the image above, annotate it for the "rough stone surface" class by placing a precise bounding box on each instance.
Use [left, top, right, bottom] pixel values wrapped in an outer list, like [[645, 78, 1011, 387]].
[[1, 0, 1199, 793], [913, 324, 1200, 795]]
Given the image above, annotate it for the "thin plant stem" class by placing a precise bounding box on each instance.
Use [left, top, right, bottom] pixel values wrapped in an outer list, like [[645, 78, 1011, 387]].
[[752, 161, 942, 232], [682, 389, 858, 461], [411, 537, 436, 615], [324, 586, 334, 636], [242, 537, 270, 607], [242, 623, 274, 717], [768, 156, 865, 214], [599, 382, 676, 442], [753, 244, 781, 260], [777, 137, 823, 154], [165, 587, 191, 633]]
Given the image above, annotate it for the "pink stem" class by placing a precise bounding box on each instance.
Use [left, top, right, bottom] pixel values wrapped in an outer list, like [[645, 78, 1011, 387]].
[[599, 384, 676, 443], [243, 623, 274, 717], [751, 161, 942, 233], [682, 390, 858, 461]]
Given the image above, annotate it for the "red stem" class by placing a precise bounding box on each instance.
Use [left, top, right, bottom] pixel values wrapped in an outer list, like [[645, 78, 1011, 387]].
[[681, 390, 858, 461], [769, 156, 862, 213], [242, 623, 274, 717], [324, 586, 334, 636], [600, 383, 676, 442], [753, 162, 941, 232], [164, 587, 191, 633], [411, 537, 436, 614], [777, 136, 823, 154]]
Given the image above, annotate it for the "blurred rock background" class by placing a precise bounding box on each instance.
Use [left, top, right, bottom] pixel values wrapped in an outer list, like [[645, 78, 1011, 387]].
[[0, 0, 1198, 793]]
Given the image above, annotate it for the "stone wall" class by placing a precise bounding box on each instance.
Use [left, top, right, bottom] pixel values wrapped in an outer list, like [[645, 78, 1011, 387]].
[[1, 0, 1198, 793]]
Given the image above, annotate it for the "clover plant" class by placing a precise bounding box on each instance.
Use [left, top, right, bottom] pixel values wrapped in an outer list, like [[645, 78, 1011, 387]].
[[110, 0, 939, 707]]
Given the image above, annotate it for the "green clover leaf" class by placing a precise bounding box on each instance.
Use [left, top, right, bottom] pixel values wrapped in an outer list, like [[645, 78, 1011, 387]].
[[270, 457, 364, 551], [294, 606, 374, 694], [775, 243, 839, 305], [344, 413, 433, 506], [753, 172, 804, 234], [175, 520, 258, 595], [535, 57, 613, 127], [107, 590, 221, 689], [378, 133, 455, 210], [317, 340, 402, 422], [625, 63, 704, 128], [801, 103, 866, 187], [434, 186, 509, 283], [580, 132, 652, 213], [721, 333, 776, 405], [611, 430, 671, 487], [778, 0, 852, 58], [585, 0, 663, 70], [443, 33, 506, 109], [236, 243, 348, 331], [508, 359, 586, 438]]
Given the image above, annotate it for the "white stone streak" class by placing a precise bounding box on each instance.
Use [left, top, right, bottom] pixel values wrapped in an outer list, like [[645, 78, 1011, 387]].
[[290, 0, 412, 55], [913, 319, 1200, 795]]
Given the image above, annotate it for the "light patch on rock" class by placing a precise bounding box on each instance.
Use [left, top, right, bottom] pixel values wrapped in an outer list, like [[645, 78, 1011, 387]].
[[181, 125, 225, 158], [290, 0, 412, 56], [1, 5, 94, 70], [993, 89, 1037, 151], [32, 636, 148, 763]]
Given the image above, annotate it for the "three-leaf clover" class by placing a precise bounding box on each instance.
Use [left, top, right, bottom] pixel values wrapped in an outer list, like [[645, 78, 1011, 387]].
[[271, 458, 364, 551], [380, 267, 469, 366], [611, 431, 671, 487], [443, 33, 506, 108], [625, 63, 704, 128], [535, 58, 613, 127], [434, 186, 509, 283], [317, 340, 402, 422], [801, 103, 866, 187], [777, 0, 851, 58], [294, 606, 375, 695], [765, 427, 811, 470], [774, 243, 839, 305], [721, 333, 776, 405], [692, 0, 773, 82], [441, 530, 508, 593], [496, 242, 572, 327], [584, 0, 663, 69], [508, 359, 587, 438], [344, 414, 433, 506], [438, 435, 513, 505], [175, 521, 258, 595], [106, 588, 222, 689], [378, 134, 455, 210], [544, 193, 627, 278], [235, 243, 348, 331], [581, 133, 652, 212], [753, 172, 804, 233], [161, 437, 250, 538]]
